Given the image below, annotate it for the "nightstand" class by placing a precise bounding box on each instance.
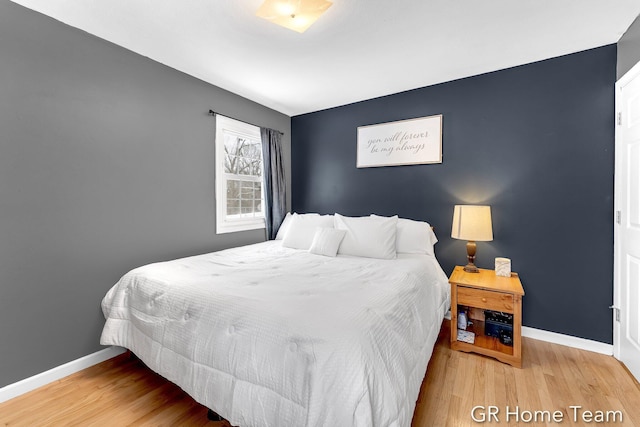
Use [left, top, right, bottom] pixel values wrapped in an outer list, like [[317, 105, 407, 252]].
[[449, 266, 525, 368]]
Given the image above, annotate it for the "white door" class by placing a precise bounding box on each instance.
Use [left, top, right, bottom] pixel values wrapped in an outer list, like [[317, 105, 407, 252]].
[[614, 61, 640, 382]]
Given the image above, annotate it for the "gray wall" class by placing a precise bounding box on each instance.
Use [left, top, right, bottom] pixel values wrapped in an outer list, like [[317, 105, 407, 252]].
[[0, 0, 290, 388], [618, 15, 640, 78]]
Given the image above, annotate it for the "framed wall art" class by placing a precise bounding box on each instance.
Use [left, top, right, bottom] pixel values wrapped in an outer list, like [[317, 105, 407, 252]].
[[356, 114, 442, 168]]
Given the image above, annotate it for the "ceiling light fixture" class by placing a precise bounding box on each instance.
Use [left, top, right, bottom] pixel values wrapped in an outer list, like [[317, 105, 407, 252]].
[[256, 0, 333, 33]]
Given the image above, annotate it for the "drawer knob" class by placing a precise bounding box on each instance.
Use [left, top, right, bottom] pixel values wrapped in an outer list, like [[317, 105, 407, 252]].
[[482, 297, 487, 302]]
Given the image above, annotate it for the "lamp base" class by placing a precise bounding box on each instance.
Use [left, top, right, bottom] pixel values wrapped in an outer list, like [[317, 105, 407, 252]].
[[464, 241, 480, 273], [463, 263, 479, 273]]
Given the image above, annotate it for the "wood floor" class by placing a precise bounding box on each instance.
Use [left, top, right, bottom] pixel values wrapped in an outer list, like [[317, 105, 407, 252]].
[[2, 323, 639, 426], [413, 325, 640, 426]]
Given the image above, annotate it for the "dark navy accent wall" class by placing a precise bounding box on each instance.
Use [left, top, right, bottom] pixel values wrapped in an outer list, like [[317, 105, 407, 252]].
[[291, 45, 616, 344]]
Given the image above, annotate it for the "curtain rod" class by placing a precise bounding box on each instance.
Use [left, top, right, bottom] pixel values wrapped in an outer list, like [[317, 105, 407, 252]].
[[208, 110, 284, 136]]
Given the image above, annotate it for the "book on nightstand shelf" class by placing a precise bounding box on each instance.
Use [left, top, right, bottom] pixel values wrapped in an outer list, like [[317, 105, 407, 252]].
[[457, 330, 475, 344]]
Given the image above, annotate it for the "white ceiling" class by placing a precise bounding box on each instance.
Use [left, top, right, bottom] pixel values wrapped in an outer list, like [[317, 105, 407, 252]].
[[10, 0, 640, 116]]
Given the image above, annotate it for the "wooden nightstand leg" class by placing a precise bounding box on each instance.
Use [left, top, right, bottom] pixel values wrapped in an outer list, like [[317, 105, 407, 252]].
[[513, 295, 523, 366], [450, 285, 458, 347]]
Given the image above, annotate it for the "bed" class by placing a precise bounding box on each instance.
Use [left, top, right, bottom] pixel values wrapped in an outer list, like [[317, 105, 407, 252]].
[[100, 215, 450, 427]]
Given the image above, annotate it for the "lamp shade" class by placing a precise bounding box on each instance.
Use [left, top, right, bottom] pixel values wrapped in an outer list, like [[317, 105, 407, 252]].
[[451, 205, 493, 242]]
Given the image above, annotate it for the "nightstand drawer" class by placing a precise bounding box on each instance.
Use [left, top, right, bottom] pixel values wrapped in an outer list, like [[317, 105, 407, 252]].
[[457, 286, 514, 312]]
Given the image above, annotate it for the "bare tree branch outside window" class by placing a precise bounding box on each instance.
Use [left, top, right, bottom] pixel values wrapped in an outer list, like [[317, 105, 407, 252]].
[[224, 133, 263, 217]]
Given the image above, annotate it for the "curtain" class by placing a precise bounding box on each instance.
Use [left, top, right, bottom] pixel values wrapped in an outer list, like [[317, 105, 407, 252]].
[[261, 128, 287, 240]]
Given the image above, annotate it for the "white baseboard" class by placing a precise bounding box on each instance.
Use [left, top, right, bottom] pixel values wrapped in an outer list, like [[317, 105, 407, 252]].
[[522, 326, 613, 355], [0, 346, 126, 404]]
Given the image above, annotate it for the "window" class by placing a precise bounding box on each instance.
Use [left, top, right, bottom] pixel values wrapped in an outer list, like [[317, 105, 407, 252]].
[[215, 115, 265, 234]]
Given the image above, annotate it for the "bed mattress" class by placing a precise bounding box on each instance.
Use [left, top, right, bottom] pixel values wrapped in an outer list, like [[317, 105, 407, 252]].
[[100, 241, 449, 427]]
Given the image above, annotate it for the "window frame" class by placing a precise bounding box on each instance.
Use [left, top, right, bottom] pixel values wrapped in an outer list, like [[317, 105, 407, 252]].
[[215, 115, 265, 234]]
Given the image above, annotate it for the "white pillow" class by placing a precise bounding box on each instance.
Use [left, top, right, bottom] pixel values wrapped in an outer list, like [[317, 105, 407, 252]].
[[397, 218, 437, 255], [282, 213, 334, 250], [372, 215, 437, 256], [309, 227, 347, 257], [275, 212, 293, 240], [334, 214, 397, 259]]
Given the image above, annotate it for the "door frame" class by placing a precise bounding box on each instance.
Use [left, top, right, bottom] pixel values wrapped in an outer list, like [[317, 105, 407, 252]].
[[613, 59, 640, 360]]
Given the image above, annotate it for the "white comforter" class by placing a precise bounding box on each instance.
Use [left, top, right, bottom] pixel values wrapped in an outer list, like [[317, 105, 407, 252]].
[[100, 241, 449, 427]]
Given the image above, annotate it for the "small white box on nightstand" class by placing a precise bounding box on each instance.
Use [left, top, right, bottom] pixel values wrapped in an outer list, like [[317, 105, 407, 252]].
[[495, 257, 511, 277]]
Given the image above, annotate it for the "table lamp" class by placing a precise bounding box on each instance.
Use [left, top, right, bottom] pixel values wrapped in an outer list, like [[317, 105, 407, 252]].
[[451, 205, 493, 273]]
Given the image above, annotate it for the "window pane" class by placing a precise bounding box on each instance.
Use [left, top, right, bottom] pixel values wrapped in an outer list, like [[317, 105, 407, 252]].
[[226, 198, 239, 216], [252, 160, 262, 176], [254, 200, 262, 213], [236, 140, 249, 157], [241, 181, 254, 198], [227, 180, 240, 198], [237, 157, 253, 176], [223, 135, 240, 157], [239, 157, 260, 176], [223, 132, 261, 177], [241, 199, 254, 214], [224, 154, 237, 174], [224, 134, 240, 174], [237, 139, 261, 160]]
